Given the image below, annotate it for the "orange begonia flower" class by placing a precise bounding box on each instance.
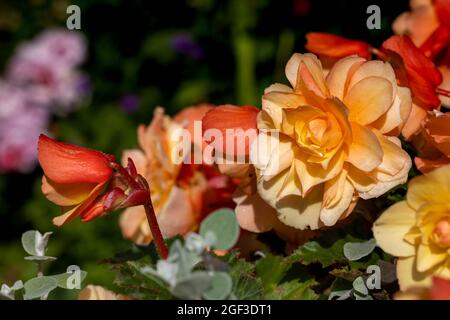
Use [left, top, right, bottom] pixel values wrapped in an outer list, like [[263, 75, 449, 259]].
[[382, 35, 442, 109], [38, 135, 150, 226]]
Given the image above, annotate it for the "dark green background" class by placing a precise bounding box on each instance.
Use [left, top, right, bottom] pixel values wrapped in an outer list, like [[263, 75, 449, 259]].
[[0, 0, 408, 298]]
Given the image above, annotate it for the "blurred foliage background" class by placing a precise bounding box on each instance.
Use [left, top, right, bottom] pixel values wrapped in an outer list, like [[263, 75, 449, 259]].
[[0, 0, 408, 298]]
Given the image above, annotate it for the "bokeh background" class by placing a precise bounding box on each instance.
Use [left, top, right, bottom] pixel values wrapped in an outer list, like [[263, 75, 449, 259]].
[[0, 0, 409, 298]]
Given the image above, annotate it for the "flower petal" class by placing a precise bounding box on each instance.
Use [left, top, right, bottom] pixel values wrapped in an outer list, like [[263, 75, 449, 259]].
[[275, 185, 324, 230], [42, 176, 96, 207], [347, 123, 383, 172], [285, 53, 327, 94], [371, 86, 412, 134], [358, 134, 411, 199], [397, 256, 433, 291], [373, 201, 416, 257], [416, 243, 448, 272], [119, 206, 148, 244], [402, 103, 428, 139], [202, 105, 259, 157], [305, 32, 370, 59], [233, 187, 278, 233], [157, 186, 197, 238], [320, 176, 355, 227], [407, 164, 450, 210], [38, 134, 114, 184], [344, 76, 394, 125], [52, 180, 108, 226], [326, 55, 365, 100]]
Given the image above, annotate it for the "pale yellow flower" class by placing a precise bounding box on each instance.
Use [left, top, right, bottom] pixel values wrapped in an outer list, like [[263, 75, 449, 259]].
[[373, 165, 450, 291], [249, 53, 412, 230]]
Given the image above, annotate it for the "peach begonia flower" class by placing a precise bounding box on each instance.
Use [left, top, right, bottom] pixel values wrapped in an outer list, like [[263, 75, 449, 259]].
[[252, 53, 412, 230], [78, 285, 129, 300], [205, 53, 412, 231], [413, 111, 450, 172], [373, 165, 450, 291], [119, 105, 236, 245], [395, 276, 450, 300]]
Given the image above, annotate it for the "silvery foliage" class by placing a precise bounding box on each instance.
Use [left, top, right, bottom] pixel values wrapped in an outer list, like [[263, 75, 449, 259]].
[[0, 281, 23, 300], [22, 230, 56, 262], [138, 208, 238, 300], [1, 230, 87, 300]]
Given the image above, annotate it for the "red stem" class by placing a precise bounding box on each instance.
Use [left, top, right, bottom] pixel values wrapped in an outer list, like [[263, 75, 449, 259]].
[[110, 161, 169, 259], [437, 87, 450, 98], [144, 202, 169, 259]]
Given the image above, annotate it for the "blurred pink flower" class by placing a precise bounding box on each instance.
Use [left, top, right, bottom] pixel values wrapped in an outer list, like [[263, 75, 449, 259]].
[[7, 29, 88, 113], [0, 83, 48, 173]]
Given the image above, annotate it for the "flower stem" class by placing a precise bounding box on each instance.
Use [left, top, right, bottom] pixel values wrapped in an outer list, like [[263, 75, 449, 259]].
[[144, 202, 168, 259]]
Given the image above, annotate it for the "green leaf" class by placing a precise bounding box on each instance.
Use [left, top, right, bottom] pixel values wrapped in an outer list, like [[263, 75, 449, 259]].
[[23, 276, 58, 300], [265, 279, 318, 300], [171, 272, 213, 300], [50, 270, 88, 289], [328, 278, 353, 300], [343, 238, 376, 261], [223, 252, 263, 300], [255, 253, 289, 291], [113, 261, 172, 300], [200, 209, 239, 250], [289, 239, 347, 268], [203, 272, 233, 300]]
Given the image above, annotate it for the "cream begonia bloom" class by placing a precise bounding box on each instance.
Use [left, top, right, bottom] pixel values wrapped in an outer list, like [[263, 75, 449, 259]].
[[373, 165, 450, 291], [250, 53, 412, 230]]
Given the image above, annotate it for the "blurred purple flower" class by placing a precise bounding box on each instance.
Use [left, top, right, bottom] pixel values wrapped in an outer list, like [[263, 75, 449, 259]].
[[170, 33, 204, 60], [120, 94, 140, 113]]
